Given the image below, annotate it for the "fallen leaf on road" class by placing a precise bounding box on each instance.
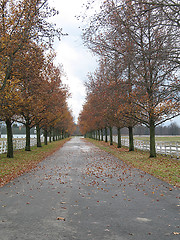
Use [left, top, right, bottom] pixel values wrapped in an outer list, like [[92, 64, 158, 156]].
[[61, 207, 67, 209], [57, 217, 65, 221]]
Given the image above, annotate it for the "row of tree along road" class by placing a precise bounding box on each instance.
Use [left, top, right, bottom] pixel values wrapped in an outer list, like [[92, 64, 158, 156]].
[[79, 0, 180, 157], [0, 0, 75, 158], [1, 135, 179, 158]]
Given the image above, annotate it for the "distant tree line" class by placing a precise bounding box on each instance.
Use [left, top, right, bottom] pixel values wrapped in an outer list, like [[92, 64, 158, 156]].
[[71, 124, 82, 136], [90, 123, 180, 136], [120, 123, 180, 136], [0, 123, 37, 135], [70, 122, 180, 137]]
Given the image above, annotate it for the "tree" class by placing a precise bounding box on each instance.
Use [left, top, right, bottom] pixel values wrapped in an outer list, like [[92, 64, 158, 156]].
[[0, 78, 20, 157], [0, 0, 62, 157], [0, 0, 61, 91], [82, 1, 138, 149], [81, 0, 180, 157], [37, 53, 70, 144], [123, 0, 180, 156], [12, 42, 45, 151], [140, 0, 180, 28]]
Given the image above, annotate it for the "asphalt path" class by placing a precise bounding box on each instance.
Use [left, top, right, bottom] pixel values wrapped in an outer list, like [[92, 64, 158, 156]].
[[0, 137, 179, 240]]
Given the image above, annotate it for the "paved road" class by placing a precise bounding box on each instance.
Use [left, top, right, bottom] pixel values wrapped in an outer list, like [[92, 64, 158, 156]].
[[0, 137, 179, 240]]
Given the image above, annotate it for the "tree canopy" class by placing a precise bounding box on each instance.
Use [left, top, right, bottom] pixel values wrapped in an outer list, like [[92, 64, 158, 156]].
[[79, 0, 180, 157], [0, 0, 74, 157]]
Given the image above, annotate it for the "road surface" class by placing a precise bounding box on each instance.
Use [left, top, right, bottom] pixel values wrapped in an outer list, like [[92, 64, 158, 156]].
[[0, 137, 179, 239]]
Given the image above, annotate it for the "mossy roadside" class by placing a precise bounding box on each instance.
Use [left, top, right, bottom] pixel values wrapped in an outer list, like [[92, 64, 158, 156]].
[[85, 138, 180, 188], [0, 138, 70, 187]]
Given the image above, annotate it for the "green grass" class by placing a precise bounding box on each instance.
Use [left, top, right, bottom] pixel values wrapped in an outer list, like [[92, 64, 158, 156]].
[[86, 138, 180, 188], [122, 136, 180, 142], [0, 138, 70, 187]]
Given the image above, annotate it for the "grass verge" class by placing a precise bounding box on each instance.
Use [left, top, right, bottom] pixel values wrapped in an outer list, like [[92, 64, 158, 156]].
[[85, 138, 180, 188], [0, 138, 70, 187], [131, 136, 180, 142]]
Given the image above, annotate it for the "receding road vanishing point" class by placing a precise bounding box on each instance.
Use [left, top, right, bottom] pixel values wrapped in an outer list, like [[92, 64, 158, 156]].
[[0, 137, 179, 240]]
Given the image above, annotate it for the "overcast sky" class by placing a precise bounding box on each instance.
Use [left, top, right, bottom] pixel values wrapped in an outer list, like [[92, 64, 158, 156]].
[[48, 0, 98, 123]]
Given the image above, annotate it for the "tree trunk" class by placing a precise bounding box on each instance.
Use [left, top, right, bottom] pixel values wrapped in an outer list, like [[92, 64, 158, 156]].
[[62, 130, 64, 139], [56, 129, 58, 141], [49, 129, 52, 143], [105, 127, 108, 142], [55, 130, 57, 141], [117, 127, 121, 148], [6, 118, 13, 158], [128, 126, 134, 151], [57, 130, 60, 140], [149, 119, 156, 157], [98, 130, 100, 141], [53, 128, 55, 141], [25, 123, 31, 151], [101, 129, 103, 141], [36, 124, 42, 147], [44, 129, 48, 145], [109, 126, 113, 145]]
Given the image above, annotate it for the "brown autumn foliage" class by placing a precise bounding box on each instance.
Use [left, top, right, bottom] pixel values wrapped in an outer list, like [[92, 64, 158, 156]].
[[0, 1, 74, 157], [80, 0, 180, 157]]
